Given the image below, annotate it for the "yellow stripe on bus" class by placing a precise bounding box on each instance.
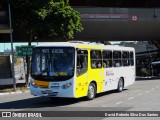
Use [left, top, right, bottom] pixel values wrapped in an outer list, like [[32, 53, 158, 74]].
[[34, 80, 49, 88]]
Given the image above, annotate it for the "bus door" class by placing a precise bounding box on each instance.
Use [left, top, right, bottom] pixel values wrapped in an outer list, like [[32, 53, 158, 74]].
[[90, 50, 104, 93], [75, 49, 88, 98]]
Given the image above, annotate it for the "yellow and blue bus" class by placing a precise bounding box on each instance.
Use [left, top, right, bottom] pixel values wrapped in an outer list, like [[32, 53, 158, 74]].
[[30, 41, 135, 100]]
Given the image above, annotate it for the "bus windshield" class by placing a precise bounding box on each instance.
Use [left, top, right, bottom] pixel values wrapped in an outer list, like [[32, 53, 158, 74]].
[[31, 47, 75, 81]]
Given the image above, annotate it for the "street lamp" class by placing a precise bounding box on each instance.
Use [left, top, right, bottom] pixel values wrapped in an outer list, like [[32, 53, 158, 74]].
[[146, 43, 153, 77], [8, 1, 16, 91], [4, 43, 5, 55]]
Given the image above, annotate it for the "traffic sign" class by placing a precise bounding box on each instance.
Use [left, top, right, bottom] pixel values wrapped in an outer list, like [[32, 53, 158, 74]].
[[16, 46, 34, 57], [131, 15, 138, 21]]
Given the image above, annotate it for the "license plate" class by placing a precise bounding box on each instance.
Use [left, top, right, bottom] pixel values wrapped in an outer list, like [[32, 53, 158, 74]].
[[45, 90, 53, 94]]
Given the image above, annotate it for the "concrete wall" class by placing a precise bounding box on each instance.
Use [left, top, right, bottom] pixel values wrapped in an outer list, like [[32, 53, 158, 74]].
[[75, 7, 160, 19], [0, 55, 13, 85]]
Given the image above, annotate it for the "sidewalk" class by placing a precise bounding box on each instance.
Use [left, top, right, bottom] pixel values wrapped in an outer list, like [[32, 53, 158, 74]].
[[0, 90, 29, 96], [15, 75, 26, 84], [0, 77, 29, 96]]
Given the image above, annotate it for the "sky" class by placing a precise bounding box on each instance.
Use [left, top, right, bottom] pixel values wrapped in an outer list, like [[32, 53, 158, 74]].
[[0, 42, 43, 52], [0, 43, 32, 52], [0, 41, 121, 52]]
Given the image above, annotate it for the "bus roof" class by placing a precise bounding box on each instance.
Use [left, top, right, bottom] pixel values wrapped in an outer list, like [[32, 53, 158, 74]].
[[35, 41, 135, 51]]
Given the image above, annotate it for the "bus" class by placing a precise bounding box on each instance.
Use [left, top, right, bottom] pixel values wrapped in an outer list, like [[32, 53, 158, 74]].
[[30, 41, 135, 100]]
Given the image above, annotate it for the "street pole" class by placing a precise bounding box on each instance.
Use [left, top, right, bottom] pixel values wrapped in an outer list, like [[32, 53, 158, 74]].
[[4, 43, 5, 55], [149, 49, 151, 76], [146, 43, 154, 77], [8, 3, 16, 91]]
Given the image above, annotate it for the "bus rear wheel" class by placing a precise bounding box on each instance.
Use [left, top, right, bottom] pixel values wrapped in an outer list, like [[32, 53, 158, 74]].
[[117, 78, 124, 92], [87, 83, 96, 100]]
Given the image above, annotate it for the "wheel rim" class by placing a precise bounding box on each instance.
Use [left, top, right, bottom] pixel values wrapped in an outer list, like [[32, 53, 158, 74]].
[[88, 85, 95, 98]]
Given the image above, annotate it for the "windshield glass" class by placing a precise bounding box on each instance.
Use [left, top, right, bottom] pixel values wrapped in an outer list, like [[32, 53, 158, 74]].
[[31, 47, 75, 81]]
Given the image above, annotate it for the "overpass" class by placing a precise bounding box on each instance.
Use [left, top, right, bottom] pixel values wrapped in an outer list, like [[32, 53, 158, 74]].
[[0, 3, 160, 48], [73, 7, 160, 49]]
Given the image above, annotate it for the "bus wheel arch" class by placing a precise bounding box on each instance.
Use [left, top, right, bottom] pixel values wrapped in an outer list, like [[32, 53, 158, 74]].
[[87, 81, 97, 100], [117, 77, 124, 92], [120, 77, 124, 88], [91, 81, 97, 92]]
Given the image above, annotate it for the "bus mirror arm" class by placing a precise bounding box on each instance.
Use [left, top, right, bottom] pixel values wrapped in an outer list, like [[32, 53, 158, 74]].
[[76, 48, 80, 51], [77, 66, 80, 69]]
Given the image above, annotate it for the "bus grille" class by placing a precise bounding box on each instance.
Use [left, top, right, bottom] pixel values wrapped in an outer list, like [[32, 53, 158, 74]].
[[38, 85, 49, 89], [41, 91, 58, 96]]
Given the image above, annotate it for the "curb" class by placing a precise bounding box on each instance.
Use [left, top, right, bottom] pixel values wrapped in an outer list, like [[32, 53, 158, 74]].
[[0, 90, 29, 96]]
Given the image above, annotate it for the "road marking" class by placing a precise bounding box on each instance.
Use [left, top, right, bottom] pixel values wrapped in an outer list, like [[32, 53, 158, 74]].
[[138, 93, 143, 96], [145, 91, 150, 93], [101, 105, 107, 107], [128, 97, 134, 100], [116, 101, 123, 105], [151, 88, 155, 91]]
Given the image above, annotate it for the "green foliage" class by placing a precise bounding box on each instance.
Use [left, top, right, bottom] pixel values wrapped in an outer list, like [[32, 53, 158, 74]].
[[141, 68, 149, 76], [102, 41, 111, 45], [11, 0, 83, 40], [36, 1, 83, 39], [96, 41, 111, 45]]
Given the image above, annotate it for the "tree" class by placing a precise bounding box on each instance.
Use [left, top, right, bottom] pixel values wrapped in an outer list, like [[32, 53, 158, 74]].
[[96, 41, 111, 45], [10, 0, 83, 87]]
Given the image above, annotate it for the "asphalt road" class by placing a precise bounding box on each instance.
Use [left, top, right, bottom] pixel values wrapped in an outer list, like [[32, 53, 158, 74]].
[[0, 79, 160, 120]]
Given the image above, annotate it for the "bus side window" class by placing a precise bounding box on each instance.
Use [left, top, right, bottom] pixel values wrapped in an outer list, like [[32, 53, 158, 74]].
[[91, 50, 102, 69], [113, 51, 122, 67], [122, 51, 129, 66], [77, 50, 88, 76], [103, 50, 112, 68], [130, 52, 134, 66]]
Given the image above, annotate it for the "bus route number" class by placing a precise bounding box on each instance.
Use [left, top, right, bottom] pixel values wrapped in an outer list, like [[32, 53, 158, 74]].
[[42, 49, 49, 53], [52, 49, 64, 53]]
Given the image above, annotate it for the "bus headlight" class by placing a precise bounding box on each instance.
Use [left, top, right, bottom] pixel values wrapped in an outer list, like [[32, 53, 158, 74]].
[[30, 81, 38, 88], [62, 83, 72, 89]]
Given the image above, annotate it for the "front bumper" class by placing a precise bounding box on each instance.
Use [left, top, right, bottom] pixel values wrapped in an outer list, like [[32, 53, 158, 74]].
[[30, 84, 74, 98]]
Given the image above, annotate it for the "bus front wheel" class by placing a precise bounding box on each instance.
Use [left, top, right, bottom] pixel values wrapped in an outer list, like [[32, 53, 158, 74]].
[[117, 78, 124, 92], [87, 83, 96, 100]]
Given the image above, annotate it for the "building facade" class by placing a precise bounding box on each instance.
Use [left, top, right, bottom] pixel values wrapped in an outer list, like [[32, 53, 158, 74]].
[[119, 41, 160, 76]]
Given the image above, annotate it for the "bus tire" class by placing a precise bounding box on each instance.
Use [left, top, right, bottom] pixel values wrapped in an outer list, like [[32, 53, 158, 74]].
[[117, 78, 124, 92], [87, 83, 96, 100]]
